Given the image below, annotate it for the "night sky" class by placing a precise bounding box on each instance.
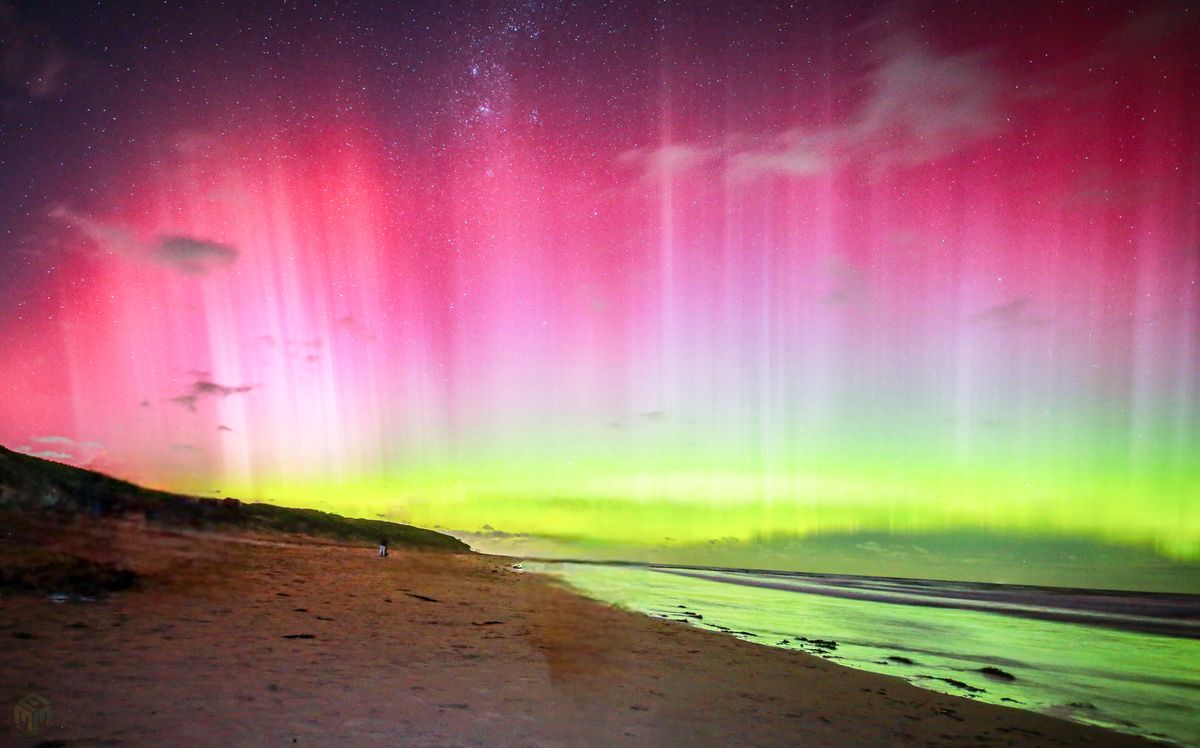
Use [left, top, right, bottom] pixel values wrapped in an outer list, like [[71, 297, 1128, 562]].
[[2, 0, 1197, 587]]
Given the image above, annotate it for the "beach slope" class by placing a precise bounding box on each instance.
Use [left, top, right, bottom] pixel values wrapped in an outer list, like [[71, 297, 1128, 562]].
[[1, 523, 1156, 747]]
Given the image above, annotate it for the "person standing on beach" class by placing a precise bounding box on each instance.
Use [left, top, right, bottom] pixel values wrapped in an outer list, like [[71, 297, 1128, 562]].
[[378, 537, 388, 557]]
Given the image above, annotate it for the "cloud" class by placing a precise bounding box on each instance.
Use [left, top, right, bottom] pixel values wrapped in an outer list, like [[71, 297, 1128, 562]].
[[32, 435, 101, 448], [619, 143, 721, 183], [729, 135, 830, 179], [193, 381, 253, 397], [848, 38, 1003, 171], [169, 395, 199, 412], [17, 449, 73, 460], [443, 527, 542, 555], [14, 436, 104, 464], [626, 32, 1007, 184], [155, 236, 238, 275], [740, 38, 1003, 179], [50, 206, 238, 275], [169, 379, 255, 411], [49, 205, 140, 252], [970, 297, 1051, 327]]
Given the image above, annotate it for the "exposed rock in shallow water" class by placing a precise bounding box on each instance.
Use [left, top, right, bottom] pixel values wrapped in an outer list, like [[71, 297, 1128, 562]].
[[925, 676, 986, 694]]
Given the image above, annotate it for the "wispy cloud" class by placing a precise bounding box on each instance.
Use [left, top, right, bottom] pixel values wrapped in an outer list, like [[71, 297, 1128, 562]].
[[846, 37, 1003, 172], [50, 206, 238, 275], [618, 143, 721, 184], [16, 448, 73, 461], [169, 378, 255, 411], [32, 435, 101, 448], [622, 32, 1007, 184], [970, 297, 1052, 327], [737, 37, 1004, 179], [13, 435, 104, 464], [192, 381, 253, 398], [155, 235, 238, 274], [728, 132, 831, 179], [169, 395, 199, 412]]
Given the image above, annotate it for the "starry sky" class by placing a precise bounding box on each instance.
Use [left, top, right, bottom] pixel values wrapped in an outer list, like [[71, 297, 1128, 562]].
[[1, 0, 1197, 588]]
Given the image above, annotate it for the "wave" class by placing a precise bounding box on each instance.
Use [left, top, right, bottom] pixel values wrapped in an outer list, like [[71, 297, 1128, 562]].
[[647, 566, 1200, 639]]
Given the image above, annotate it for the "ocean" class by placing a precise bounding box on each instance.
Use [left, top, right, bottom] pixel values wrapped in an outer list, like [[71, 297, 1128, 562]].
[[529, 561, 1200, 747]]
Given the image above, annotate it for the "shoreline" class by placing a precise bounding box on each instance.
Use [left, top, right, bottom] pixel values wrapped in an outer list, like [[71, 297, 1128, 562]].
[[1, 523, 1160, 747], [519, 557, 1200, 639], [534, 560, 1197, 746]]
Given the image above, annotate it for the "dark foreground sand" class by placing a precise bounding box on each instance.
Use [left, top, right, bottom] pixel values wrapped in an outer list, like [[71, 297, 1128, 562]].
[[1, 523, 1155, 747]]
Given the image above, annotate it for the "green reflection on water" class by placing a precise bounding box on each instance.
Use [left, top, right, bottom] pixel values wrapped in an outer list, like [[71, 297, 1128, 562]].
[[535, 563, 1200, 747]]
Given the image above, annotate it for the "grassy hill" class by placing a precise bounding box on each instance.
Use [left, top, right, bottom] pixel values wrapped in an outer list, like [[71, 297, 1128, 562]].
[[0, 445, 469, 553]]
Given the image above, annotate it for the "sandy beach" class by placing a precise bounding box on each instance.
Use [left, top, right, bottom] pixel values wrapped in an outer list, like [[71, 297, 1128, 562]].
[[0, 521, 1159, 748]]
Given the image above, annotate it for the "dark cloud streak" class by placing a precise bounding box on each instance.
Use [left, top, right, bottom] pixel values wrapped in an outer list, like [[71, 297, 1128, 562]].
[[50, 206, 238, 276], [169, 379, 255, 412]]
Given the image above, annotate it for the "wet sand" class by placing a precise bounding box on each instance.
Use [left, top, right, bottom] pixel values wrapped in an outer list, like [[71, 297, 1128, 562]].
[[1, 524, 1156, 747]]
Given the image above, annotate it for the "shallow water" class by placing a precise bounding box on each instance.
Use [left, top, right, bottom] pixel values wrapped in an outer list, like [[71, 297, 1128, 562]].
[[531, 562, 1200, 747]]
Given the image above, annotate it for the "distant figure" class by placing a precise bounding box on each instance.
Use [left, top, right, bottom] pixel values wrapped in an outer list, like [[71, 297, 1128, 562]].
[[378, 537, 388, 557]]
